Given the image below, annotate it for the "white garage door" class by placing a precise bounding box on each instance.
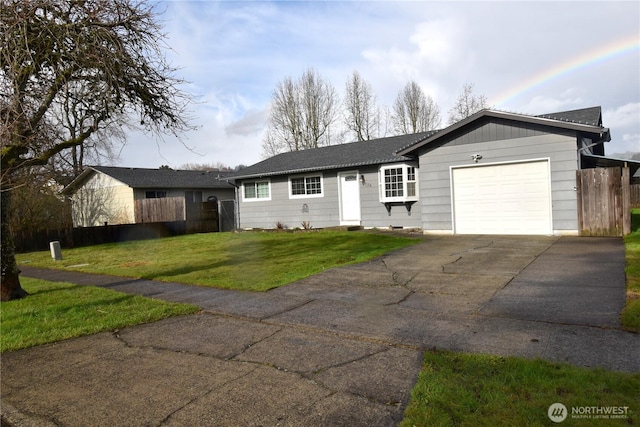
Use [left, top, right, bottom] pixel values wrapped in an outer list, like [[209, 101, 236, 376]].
[[452, 160, 552, 235]]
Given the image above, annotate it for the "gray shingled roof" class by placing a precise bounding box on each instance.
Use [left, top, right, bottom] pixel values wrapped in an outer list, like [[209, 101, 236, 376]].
[[63, 166, 234, 194], [92, 166, 234, 188], [230, 131, 436, 180], [231, 106, 609, 180], [535, 106, 602, 126]]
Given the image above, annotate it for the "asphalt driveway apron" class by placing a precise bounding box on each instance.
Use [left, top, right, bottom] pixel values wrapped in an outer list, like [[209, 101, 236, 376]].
[[4, 235, 639, 427]]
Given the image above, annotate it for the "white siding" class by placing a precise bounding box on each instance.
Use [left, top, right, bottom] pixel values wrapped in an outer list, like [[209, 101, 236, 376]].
[[71, 173, 134, 226]]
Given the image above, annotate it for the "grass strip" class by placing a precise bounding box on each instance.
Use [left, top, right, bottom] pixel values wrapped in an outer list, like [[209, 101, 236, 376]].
[[622, 208, 640, 332], [401, 350, 639, 427], [17, 231, 419, 291], [1, 278, 199, 352]]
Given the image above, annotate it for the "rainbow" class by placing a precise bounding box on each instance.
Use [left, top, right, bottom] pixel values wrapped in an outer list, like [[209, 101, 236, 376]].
[[491, 34, 640, 108]]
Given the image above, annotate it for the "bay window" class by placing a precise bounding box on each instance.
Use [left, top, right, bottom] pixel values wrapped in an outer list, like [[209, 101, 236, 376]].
[[379, 164, 418, 202]]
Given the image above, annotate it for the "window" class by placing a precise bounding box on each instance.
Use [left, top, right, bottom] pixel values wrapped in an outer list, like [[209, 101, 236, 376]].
[[243, 180, 270, 201], [145, 191, 167, 199], [289, 175, 323, 198], [379, 164, 418, 202]]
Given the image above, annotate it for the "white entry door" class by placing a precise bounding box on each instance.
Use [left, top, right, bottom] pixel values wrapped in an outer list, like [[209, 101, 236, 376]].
[[339, 172, 361, 225], [452, 160, 552, 235]]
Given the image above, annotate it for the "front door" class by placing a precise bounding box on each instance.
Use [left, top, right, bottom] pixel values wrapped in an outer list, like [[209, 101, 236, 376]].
[[339, 171, 361, 225]]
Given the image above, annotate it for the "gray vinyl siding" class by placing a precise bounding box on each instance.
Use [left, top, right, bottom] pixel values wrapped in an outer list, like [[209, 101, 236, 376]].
[[419, 132, 579, 234], [238, 173, 341, 229], [237, 166, 422, 230], [359, 166, 422, 229], [437, 118, 573, 147]]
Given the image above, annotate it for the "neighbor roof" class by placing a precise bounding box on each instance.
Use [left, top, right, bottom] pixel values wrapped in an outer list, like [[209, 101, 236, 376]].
[[229, 131, 436, 180], [581, 153, 640, 176], [62, 166, 234, 195]]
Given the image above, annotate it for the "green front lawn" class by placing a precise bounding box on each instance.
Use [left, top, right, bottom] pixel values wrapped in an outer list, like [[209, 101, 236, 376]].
[[17, 231, 418, 291], [401, 350, 639, 426], [1, 278, 198, 352], [622, 208, 640, 332], [6, 230, 639, 424]]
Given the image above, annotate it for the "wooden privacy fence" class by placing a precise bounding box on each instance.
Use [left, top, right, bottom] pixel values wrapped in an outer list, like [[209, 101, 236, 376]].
[[576, 167, 631, 236], [631, 184, 640, 209], [16, 201, 221, 253], [135, 197, 185, 223], [14, 218, 220, 253]]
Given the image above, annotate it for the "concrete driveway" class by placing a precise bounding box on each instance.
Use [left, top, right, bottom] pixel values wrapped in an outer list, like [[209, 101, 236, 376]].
[[3, 235, 638, 427]]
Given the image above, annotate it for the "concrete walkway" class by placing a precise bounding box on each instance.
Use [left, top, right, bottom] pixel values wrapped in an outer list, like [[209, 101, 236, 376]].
[[2, 235, 638, 426]]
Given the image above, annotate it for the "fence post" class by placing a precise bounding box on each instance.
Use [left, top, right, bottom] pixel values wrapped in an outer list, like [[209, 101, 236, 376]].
[[576, 170, 584, 235], [622, 167, 631, 235]]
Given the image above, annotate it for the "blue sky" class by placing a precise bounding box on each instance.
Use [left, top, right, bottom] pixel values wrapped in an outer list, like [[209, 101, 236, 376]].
[[118, 1, 640, 169]]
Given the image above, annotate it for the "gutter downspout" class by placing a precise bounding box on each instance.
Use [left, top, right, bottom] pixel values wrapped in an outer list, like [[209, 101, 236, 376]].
[[577, 129, 611, 169]]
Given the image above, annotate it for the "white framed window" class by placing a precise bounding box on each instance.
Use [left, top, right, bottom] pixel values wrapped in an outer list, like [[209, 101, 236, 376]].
[[289, 174, 323, 198], [243, 180, 271, 201], [379, 164, 419, 202]]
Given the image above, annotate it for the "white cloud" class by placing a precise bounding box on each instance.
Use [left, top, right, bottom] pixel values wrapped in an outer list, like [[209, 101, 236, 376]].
[[111, 1, 638, 169], [603, 103, 640, 129], [519, 90, 586, 115], [225, 108, 269, 137]]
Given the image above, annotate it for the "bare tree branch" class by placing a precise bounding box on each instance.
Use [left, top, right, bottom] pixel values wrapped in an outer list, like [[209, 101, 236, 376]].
[[262, 68, 340, 156], [447, 82, 488, 124], [0, 0, 196, 300], [391, 81, 441, 135], [344, 71, 380, 141]]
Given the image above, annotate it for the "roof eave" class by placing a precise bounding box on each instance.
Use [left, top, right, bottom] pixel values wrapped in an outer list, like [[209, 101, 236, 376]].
[[60, 167, 100, 195], [397, 109, 609, 156], [229, 157, 414, 180]]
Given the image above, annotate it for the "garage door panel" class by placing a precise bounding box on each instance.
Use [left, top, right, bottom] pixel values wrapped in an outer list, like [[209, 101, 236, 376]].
[[452, 161, 552, 235]]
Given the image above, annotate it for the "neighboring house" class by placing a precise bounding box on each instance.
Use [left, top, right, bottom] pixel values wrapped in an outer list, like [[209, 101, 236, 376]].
[[62, 166, 235, 227], [229, 106, 640, 235]]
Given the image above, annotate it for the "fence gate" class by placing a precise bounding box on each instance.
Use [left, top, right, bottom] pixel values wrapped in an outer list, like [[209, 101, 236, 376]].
[[576, 167, 631, 236], [219, 200, 236, 232]]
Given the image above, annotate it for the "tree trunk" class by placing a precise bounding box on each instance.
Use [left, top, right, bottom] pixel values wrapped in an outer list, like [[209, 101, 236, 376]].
[[1, 187, 28, 301]]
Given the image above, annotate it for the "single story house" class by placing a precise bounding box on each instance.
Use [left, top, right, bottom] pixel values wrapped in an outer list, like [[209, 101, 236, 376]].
[[62, 166, 235, 227], [229, 106, 639, 235]]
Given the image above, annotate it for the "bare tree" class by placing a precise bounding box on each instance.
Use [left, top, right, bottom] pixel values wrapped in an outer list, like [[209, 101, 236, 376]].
[[447, 83, 488, 125], [262, 68, 339, 157], [179, 162, 233, 172], [51, 82, 126, 182], [344, 71, 379, 141], [1, 0, 195, 301], [9, 167, 72, 233], [392, 81, 441, 135]]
